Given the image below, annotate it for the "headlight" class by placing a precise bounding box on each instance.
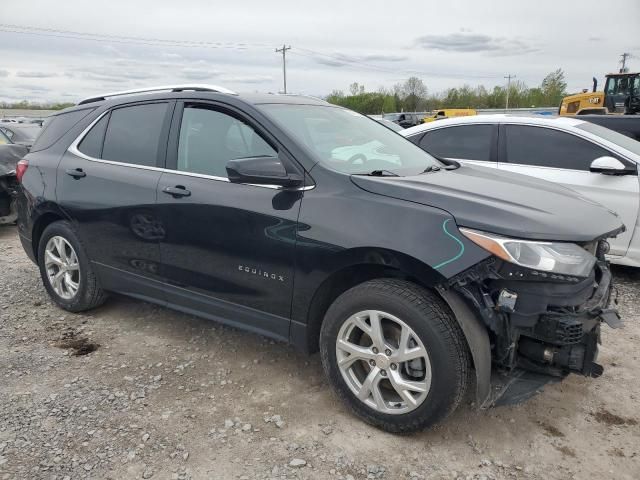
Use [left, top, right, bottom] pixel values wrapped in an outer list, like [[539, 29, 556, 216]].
[[460, 228, 596, 277]]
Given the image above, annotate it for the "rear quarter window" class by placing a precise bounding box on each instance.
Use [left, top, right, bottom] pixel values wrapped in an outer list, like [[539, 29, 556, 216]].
[[30, 108, 95, 152]]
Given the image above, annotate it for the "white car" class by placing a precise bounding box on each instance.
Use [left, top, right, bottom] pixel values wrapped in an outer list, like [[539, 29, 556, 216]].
[[401, 115, 640, 267], [331, 140, 400, 165]]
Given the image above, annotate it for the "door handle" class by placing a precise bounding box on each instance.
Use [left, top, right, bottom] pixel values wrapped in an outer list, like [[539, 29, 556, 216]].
[[65, 168, 86, 179], [162, 185, 191, 198]]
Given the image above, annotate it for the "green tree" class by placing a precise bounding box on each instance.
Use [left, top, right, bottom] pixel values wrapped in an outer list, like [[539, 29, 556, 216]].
[[540, 69, 567, 106], [401, 77, 427, 111]]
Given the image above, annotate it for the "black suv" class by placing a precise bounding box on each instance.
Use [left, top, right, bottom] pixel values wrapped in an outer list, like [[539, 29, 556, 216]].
[[16, 85, 623, 432]]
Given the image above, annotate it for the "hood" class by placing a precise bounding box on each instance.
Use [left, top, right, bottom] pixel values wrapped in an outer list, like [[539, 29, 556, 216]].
[[351, 164, 624, 242]]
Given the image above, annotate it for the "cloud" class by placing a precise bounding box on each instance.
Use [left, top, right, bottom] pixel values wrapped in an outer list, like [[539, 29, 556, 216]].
[[15, 84, 51, 92], [310, 52, 409, 68], [16, 71, 57, 78], [220, 75, 272, 84], [74, 66, 159, 83], [0, 70, 9, 77], [414, 33, 539, 56], [314, 57, 349, 68], [357, 54, 408, 62], [180, 68, 222, 80]]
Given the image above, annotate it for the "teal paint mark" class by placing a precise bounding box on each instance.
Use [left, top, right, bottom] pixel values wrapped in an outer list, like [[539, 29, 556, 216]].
[[433, 219, 465, 270]]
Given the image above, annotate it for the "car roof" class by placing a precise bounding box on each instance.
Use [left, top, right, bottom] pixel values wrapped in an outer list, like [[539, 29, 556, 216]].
[[56, 86, 331, 117], [401, 114, 585, 136]]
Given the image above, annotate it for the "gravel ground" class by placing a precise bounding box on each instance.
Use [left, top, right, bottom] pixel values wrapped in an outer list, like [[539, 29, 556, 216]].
[[0, 224, 638, 480]]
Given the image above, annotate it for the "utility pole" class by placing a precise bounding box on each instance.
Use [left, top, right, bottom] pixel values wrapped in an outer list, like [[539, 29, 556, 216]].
[[275, 44, 291, 93], [620, 52, 631, 73], [504, 74, 516, 111]]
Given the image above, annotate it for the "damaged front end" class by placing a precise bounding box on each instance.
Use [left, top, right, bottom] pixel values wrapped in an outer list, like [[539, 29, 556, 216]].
[[443, 234, 622, 407]]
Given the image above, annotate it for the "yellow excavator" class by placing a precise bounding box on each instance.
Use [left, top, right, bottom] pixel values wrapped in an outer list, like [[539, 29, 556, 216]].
[[559, 72, 639, 116]]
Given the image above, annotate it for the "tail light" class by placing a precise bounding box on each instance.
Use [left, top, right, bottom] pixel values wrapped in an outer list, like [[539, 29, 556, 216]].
[[16, 159, 28, 183]]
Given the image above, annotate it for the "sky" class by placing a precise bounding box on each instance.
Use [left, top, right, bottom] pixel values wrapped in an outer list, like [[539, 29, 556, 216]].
[[1, 0, 639, 104]]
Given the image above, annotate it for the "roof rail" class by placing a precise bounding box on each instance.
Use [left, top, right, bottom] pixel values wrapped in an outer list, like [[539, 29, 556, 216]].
[[78, 84, 238, 105]]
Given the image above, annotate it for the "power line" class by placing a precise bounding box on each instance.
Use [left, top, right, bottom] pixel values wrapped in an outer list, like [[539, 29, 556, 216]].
[[275, 44, 291, 93], [1, 23, 503, 83], [0, 23, 271, 50], [504, 74, 516, 110]]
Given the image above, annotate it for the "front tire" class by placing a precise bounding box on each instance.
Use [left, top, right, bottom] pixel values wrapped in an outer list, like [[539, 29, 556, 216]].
[[320, 279, 470, 433], [37, 220, 107, 312]]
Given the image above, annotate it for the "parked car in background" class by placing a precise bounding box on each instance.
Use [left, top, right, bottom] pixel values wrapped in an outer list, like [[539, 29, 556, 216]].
[[0, 129, 29, 224], [423, 108, 477, 122], [382, 112, 422, 128], [0, 124, 42, 148], [576, 115, 640, 142], [16, 85, 623, 432], [402, 115, 640, 267], [0, 129, 11, 145], [370, 116, 404, 131]]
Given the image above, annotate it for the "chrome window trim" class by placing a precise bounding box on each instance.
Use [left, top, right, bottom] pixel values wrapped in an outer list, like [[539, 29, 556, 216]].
[[67, 111, 315, 191]]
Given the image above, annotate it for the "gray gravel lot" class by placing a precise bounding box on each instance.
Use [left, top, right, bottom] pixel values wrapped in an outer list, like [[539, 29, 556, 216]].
[[0, 225, 638, 480]]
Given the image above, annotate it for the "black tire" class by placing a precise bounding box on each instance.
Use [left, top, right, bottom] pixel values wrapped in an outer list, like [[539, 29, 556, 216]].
[[320, 279, 470, 433], [37, 220, 107, 312]]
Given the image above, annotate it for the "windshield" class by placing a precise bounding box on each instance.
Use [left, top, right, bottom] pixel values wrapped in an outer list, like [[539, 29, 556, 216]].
[[576, 122, 640, 157], [259, 104, 439, 175], [605, 75, 638, 96]]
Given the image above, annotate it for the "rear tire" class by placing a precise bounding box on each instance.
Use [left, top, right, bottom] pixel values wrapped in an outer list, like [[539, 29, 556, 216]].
[[37, 220, 107, 312], [320, 279, 470, 433]]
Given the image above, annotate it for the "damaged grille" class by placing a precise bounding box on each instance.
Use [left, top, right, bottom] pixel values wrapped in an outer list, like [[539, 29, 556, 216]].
[[532, 316, 584, 346]]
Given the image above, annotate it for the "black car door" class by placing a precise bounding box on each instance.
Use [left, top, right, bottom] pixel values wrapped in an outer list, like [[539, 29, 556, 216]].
[[57, 101, 173, 300], [156, 101, 304, 340]]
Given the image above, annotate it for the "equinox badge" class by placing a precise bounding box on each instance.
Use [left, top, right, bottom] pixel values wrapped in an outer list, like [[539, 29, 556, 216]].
[[238, 265, 285, 282]]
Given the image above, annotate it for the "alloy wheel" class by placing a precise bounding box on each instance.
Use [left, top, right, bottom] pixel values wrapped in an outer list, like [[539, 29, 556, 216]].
[[336, 310, 432, 414], [44, 236, 80, 300]]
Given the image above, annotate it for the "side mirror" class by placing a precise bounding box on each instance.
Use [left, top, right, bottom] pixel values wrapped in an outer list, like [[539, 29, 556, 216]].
[[226, 155, 303, 188], [589, 156, 630, 175]]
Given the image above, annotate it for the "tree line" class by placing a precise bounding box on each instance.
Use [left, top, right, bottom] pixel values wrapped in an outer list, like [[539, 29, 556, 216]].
[[326, 69, 568, 114], [0, 100, 75, 111]]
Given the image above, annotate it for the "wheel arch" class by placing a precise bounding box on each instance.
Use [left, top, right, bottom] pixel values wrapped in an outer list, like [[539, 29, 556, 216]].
[[31, 207, 70, 261], [291, 248, 445, 354]]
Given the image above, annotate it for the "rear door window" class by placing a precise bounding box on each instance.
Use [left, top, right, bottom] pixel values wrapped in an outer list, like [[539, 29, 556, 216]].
[[101, 103, 168, 167], [420, 124, 494, 161], [504, 125, 611, 171], [78, 114, 109, 158]]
